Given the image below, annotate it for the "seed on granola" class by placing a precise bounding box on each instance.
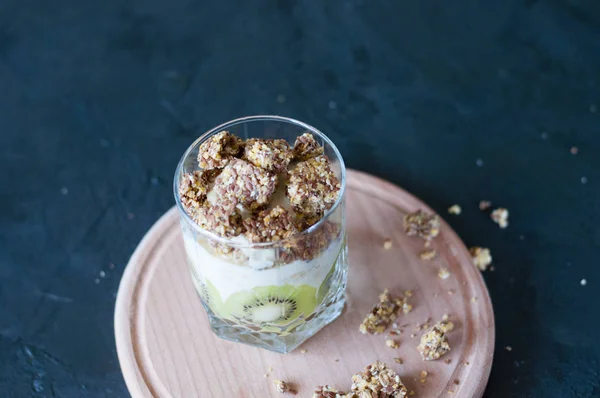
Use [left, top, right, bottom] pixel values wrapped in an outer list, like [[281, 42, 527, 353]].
[[478, 200, 492, 211], [404, 210, 440, 241], [420, 248, 436, 261], [402, 302, 413, 314], [386, 339, 399, 349], [417, 323, 451, 361], [293, 132, 324, 161], [491, 207, 509, 228], [469, 247, 492, 271], [404, 290, 413, 297], [243, 206, 297, 243], [312, 385, 344, 398], [383, 238, 393, 250], [197, 131, 243, 169], [273, 380, 295, 394], [213, 158, 277, 210], [447, 205, 462, 215], [438, 267, 451, 280], [243, 138, 293, 173], [287, 155, 341, 217]]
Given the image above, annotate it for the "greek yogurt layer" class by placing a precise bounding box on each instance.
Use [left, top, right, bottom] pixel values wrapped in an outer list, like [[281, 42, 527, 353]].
[[183, 231, 343, 301]]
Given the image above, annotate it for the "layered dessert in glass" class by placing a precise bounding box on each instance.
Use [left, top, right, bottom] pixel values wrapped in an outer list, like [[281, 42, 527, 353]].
[[173, 116, 348, 353]]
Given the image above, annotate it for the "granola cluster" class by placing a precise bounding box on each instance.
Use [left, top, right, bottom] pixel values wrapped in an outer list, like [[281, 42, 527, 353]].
[[348, 361, 408, 398], [179, 130, 343, 264], [359, 289, 410, 335], [287, 155, 341, 217], [417, 322, 451, 361], [314, 361, 407, 398], [213, 158, 277, 210], [178, 170, 217, 212], [293, 132, 324, 161], [197, 131, 243, 169], [244, 138, 293, 173], [243, 206, 297, 243]]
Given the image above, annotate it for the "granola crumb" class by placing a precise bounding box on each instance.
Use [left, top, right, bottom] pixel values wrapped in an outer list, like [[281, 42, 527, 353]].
[[417, 323, 451, 361], [447, 390, 454, 395], [335, 359, 340, 362], [292, 132, 324, 161], [300, 349, 307, 354], [447, 289, 455, 295], [454, 379, 460, 385], [420, 248, 436, 261], [273, 380, 295, 394], [442, 314, 449, 321], [570, 146, 579, 155], [438, 321, 454, 333], [410, 333, 416, 338], [447, 205, 462, 215], [420, 370, 428, 379], [478, 200, 492, 211], [359, 289, 399, 335], [402, 302, 413, 314], [386, 339, 399, 349], [469, 247, 492, 271], [491, 207, 509, 228], [505, 346, 512, 352], [444, 359, 452, 364], [394, 358, 403, 364], [438, 267, 451, 280], [383, 238, 393, 250], [580, 278, 587, 286], [409, 391, 415, 396], [264, 373, 268, 378], [471, 297, 477, 303], [404, 210, 440, 241], [268, 367, 273, 372]]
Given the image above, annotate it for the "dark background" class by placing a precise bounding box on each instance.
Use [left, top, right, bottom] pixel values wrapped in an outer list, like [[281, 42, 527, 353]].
[[1, 0, 599, 396]]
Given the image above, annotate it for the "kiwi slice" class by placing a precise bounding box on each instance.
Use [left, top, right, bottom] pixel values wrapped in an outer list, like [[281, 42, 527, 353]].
[[224, 285, 317, 326]]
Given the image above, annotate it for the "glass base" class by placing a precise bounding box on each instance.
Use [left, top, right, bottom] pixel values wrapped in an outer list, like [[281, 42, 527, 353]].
[[204, 293, 346, 353], [196, 243, 349, 353]]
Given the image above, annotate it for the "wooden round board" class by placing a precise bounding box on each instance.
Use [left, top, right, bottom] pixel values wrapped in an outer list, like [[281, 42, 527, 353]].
[[115, 170, 495, 398]]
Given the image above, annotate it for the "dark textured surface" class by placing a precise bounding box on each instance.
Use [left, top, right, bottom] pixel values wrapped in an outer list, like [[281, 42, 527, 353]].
[[1, 0, 600, 396]]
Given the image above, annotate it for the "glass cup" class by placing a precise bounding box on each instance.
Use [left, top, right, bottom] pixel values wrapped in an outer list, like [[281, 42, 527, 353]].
[[173, 115, 348, 353]]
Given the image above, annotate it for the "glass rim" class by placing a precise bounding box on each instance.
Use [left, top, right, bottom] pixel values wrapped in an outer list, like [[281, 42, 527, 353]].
[[173, 115, 347, 248]]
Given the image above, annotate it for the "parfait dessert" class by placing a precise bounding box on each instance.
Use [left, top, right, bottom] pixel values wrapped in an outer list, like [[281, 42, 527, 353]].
[[174, 116, 347, 353]]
